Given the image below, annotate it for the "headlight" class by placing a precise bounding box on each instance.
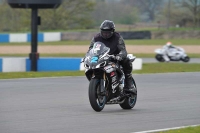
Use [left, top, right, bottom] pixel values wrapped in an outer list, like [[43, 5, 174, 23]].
[[96, 61, 106, 68]]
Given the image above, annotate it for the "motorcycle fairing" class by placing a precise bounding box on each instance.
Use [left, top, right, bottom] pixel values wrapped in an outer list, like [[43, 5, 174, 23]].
[[84, 42, 110, 70], [155, 46, 189, 62]]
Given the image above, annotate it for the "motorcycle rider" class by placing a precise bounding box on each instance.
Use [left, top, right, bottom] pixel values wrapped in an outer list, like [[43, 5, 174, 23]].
[[86, 20, 136, 95], [162, 41, 182, 62]]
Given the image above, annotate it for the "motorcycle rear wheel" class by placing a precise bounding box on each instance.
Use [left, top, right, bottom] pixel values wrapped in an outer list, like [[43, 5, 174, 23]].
[[120, 78, 137, 109], [155, 54, 165, 62], [88, 79, 106, 112]]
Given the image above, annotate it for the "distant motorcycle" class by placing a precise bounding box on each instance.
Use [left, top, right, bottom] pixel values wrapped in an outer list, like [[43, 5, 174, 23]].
[[83, 42, 137, 112], [154, 47, 190, 62]]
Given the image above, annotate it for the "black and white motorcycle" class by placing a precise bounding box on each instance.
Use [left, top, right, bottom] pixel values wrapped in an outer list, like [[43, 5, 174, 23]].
[[83, 42, 137, 112], [155, 47, 190, 62]]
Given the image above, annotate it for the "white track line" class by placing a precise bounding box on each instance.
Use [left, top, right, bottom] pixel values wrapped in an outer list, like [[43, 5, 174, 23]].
[[132, 124, 200, 133]]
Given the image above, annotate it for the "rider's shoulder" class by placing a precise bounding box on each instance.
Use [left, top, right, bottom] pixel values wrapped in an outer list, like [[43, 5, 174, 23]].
[[114, 32, 121, 37], [94, 33, 101, 38], [113, 32, 123, 40]]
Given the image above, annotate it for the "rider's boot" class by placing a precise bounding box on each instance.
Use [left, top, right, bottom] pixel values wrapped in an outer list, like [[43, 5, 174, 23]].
[[163, 55, 170, 62], [124, 73, 137, 95]]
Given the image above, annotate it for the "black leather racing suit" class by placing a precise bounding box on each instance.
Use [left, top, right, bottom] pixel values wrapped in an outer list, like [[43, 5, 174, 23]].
[[88, 32, 133, 75]]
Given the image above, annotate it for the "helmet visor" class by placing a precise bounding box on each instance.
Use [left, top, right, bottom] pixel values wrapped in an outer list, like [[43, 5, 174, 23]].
[[101, 30, 113, 39]]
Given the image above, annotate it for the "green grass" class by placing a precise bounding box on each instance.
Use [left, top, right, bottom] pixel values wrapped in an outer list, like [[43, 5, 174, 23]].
[[0, 71, 85, 79], [156, 125, 200, 133], [133, 63, 200, 74], [0, 63, 199, 79], [0, 53, 200, 58], [125, 39, 200, 45], [0, 39, 200, 46]]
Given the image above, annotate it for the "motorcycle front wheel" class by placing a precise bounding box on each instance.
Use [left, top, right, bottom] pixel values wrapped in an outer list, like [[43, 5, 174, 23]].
[[88, 79, 106, 112], [182, 56, 190, 62]]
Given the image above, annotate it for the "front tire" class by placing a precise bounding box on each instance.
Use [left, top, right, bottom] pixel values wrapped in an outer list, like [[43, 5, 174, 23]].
[[155, 54, 165, 62], [88, 79, 106, 112], [120, 78, 137, 109]]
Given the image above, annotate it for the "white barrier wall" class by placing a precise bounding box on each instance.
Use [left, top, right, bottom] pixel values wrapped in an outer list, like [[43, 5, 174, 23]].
[[80, 58, 143, 71], [2, 58, 26, 72], [0, 58, 142, 72], [9, 34, 27, 43], [0, 32, 61, 43], [132, 58, 143, 70], [44, 32, 61, 42], [80, 59, 85, 71]]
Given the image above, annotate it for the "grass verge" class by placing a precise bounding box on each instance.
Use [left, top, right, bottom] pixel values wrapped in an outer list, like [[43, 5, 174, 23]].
[[0, 71, 85, 79], [133, 63, 200, 74], [156, 125, 200, 133], [0, 63, 199, 79]]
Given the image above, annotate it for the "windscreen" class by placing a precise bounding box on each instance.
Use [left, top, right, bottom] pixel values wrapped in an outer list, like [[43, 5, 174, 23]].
[[88, 42, 110, 57]]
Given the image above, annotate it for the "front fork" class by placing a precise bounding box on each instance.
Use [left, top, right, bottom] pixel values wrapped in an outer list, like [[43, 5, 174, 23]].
[[100, 72, 106, 95]]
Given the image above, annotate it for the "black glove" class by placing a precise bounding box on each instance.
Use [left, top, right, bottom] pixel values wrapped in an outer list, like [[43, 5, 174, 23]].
[[116, 54, 123, 61]]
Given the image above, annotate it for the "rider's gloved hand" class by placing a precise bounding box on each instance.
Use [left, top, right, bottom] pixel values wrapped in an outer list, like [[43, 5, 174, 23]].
[[116, 54, 123, 61]]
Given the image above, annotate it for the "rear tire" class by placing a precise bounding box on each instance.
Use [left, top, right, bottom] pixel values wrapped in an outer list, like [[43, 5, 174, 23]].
[[88, 79, 106, 112], [120, 77, 137, 109]]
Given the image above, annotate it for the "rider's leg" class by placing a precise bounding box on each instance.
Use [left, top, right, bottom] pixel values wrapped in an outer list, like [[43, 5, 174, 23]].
[[120, 58, 137, 94], [163, 54, 170, 62], [163, 50, 170, 62], [176, 51, 182, 59]]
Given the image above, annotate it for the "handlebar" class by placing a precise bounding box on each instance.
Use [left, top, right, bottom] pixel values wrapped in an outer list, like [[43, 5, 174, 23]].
[[108, 54, 116, 60], [81, 54, 136, 63]]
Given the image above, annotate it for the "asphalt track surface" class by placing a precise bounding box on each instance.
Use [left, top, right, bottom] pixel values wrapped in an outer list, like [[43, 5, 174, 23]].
[[0, 72, 200, 133]]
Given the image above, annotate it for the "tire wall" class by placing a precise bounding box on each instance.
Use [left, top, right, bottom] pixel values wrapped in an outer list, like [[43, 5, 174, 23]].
[[61, 31, 200, 40], [151, 31, 200, 39]]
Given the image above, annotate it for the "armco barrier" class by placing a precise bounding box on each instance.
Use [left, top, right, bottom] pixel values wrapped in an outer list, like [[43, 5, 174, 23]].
[[0, 32, 61, 43], [0, 34, 9, 42], [2, 31, 200, 42], [26, 58, 82, 71], [61, 31, 151, 40], [80, 58, 142, 71], [3, 58, 26, 72], [0, 31, 151, 43], [0, 57, 82, 72], [119, 31, 151, 39], [0, 57, 142, 72], [0, 59, 2, 72]]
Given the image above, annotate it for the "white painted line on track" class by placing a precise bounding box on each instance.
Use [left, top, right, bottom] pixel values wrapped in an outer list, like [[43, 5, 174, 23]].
[[132, 124, 200, 133]]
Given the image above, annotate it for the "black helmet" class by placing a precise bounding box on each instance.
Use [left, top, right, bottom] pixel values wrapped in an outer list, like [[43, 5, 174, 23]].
[[100, 20, 115, 39]]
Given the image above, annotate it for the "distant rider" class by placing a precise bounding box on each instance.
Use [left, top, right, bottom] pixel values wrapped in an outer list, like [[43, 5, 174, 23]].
[[162, 42, 182, 62], [86, 20, 136, 94]]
